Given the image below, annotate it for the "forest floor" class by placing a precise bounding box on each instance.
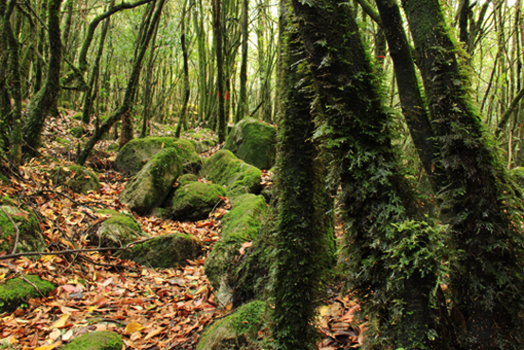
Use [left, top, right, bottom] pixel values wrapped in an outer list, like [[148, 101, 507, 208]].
[[0, 111, 364, 349]]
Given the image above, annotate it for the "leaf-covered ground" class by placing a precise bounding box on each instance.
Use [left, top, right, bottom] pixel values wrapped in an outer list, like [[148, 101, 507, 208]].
[[0, 111, 363, 349]]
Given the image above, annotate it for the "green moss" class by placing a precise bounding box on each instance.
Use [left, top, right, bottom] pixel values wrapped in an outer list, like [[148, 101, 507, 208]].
[[0, 173, 10, 185], [106, 143, 119, 152], [178, 173, 198, 186], [200, 150, 261, 200], [115, 137, 201, 175], [119, 147, 190, 214], [196, 301, 267, 350], [72, 112, 83, 120], [0, 275, 56, 313], [70, 126, 84, 138], [55, 137, 70, 145], [90, 209, 145, 247], [123, 233, 202, 268], [170, 182, 226, 221], [61, 331, 123, 350], [205, 194, 268, 292], [0, 205, 44, 253], [224, 118, 277, 170]]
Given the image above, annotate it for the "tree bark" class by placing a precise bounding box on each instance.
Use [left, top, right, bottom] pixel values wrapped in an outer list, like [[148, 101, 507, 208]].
[[213, 0, 227, 142], [291, 0, 438, 347], [403, 0, 524, 347], [22, 0, 62, 156]]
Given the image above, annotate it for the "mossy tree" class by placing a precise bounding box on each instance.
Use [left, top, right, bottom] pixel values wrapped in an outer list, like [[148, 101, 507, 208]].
[[401, 0, 524, 347], [289, 0, 447, 348], [270, 5, 332, 349], [22, 0, 63, 156]]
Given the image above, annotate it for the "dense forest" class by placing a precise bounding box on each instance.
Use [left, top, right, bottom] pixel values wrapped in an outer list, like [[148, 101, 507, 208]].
[[2, 0, 524, 349]]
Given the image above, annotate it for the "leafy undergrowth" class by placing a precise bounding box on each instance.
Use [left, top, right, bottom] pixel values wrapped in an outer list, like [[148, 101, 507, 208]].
[[0, 111, 364, 349]]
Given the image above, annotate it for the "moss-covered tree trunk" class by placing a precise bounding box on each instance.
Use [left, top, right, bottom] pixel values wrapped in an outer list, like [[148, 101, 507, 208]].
[[402, 0, 524, 347], [235, 0, 249, 123], [22, 0, 62, 156], [0, 0, 11, 156], [175, 0, 191, 138], [271, 7, 331, 349], [77, 0, 166, 165], [290, 0, 444, 348], [4, 1, 22, 164], [213, 0, 227, 143]]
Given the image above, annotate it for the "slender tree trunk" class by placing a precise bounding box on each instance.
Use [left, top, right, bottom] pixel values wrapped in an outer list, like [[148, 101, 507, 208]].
[[402, 0, 524, 347], [22, 0, 63, 156], [213, 0, 226, 142], [235, 0, 249, 123], [176, 0, 191, 138], [82, 1, 113, 125], [0, 0, 11, 155]]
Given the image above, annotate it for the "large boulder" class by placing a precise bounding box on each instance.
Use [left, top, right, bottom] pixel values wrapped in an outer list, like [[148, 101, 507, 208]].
[[123, 233, 202, 268], [224, 117, 276, 170], [200, 150, 261, 200], [88, 209, 146, 248], [119, 146, 199, 215], [0, 275, 56, 313], [51, 165, 100, 194], [205, 194, 268, 306], [61, 331, 124, 350], [169, 181, 226, 221], [115, 137, 201, 175], [196, 301, 267, 350], [0, 202, 45, 254]]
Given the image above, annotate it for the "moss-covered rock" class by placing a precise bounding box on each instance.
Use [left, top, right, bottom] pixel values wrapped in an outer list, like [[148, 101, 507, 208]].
[[123, 233, 202, 268], [88, 209, 146, 248], [205, 194, 268, 306], [0, 275, 56, 313], [119, 147, 192, 215], [169, 182, 226, 221], [115, 137, 201, 175], [196, 301, 267, 350], [0, 204, 45, 254], [61, 330, 123, 350], [224, 118, 276, 170], [106, 143, 119, 152], [51, 165, 100, 194], [178, 173, 198, 186], [200, 150, 261, 200]]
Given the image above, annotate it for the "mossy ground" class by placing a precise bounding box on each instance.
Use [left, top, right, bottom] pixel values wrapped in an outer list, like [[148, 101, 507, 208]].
[[61, 331, 123, 350], [0, 275, 56, 313], [0, 204, 44, 253], [196, 301, 267, 350]]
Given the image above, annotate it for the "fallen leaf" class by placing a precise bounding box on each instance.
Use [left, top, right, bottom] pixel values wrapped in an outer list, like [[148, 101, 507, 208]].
[[52, 314, 69, 329], [125, 322, 144, 335]]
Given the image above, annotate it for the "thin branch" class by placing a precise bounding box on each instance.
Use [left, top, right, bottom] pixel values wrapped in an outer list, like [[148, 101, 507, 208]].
[[0, 237, 155, 261]]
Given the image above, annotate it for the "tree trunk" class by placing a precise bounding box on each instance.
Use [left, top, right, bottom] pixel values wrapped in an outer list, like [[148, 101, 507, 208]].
[[22, 0, 63, 156], [271, 5, 333, 349], [402, 0, 524, 347], [213, 0, 227, 142], [176, 0, 191, 138], [291, 0, 439, 347], [235, 0, 249, 123]]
